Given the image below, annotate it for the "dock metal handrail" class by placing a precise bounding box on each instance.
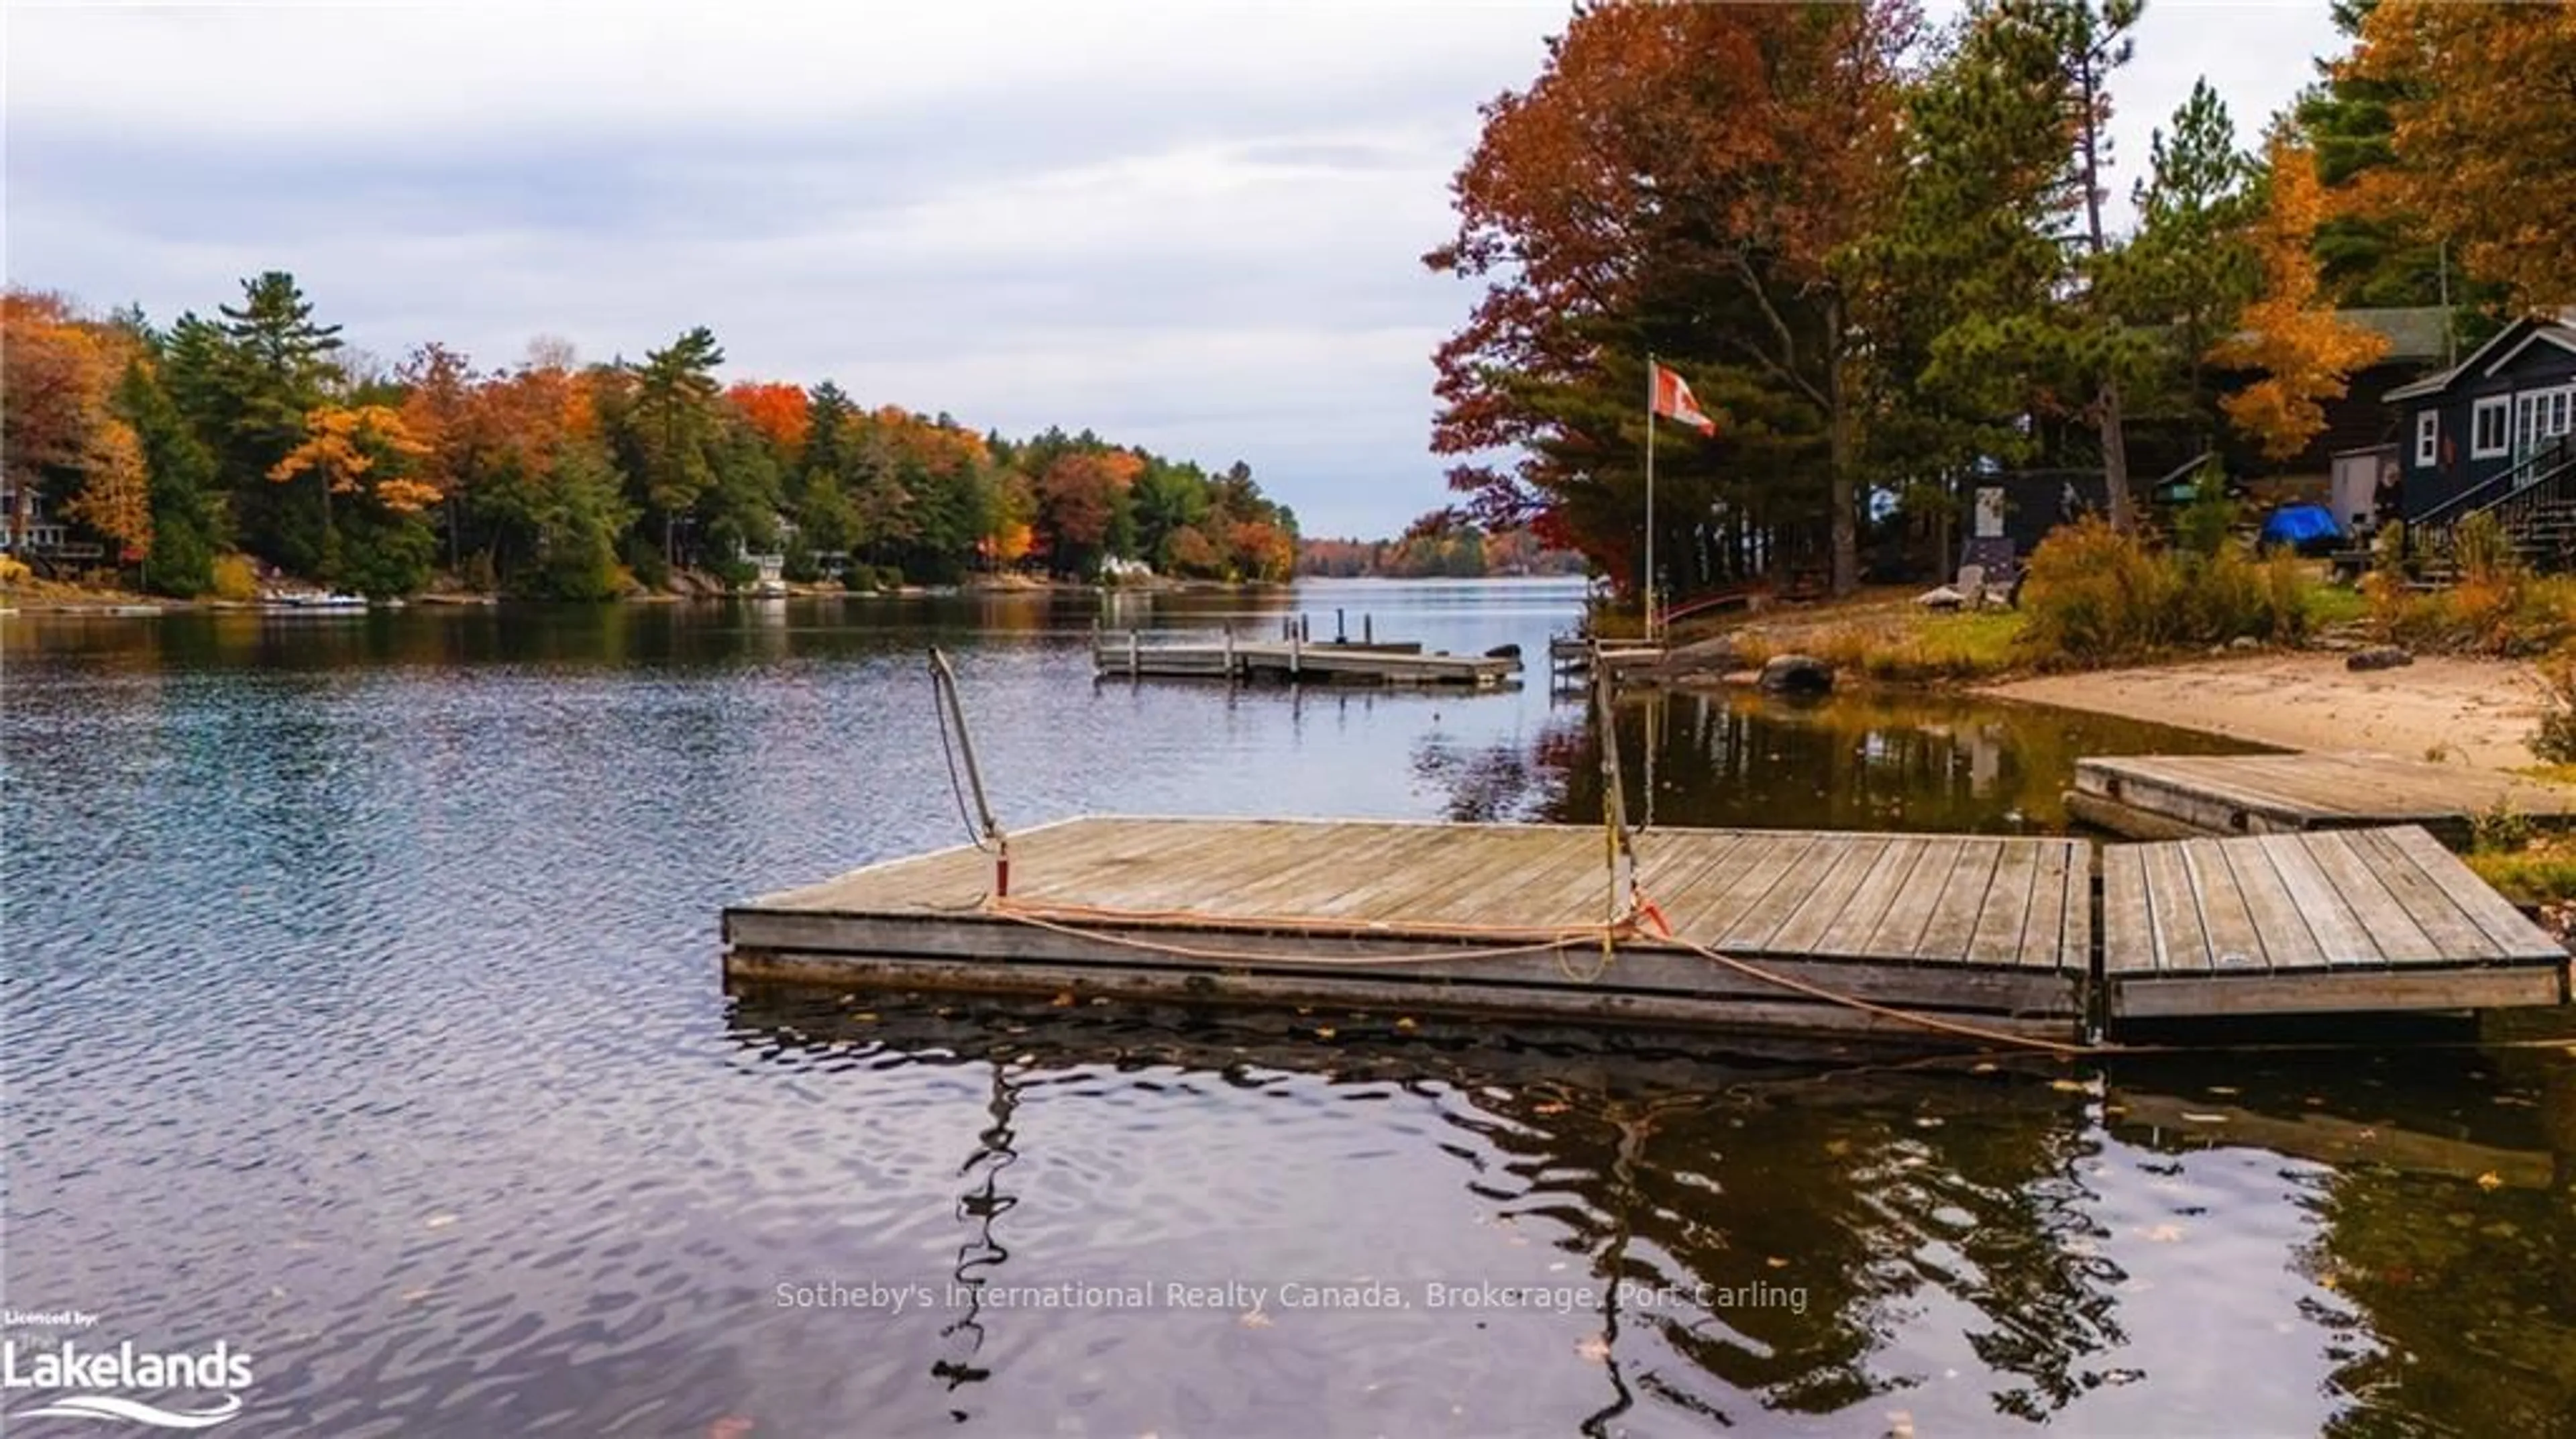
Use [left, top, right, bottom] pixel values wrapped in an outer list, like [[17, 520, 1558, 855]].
[[928, 647, 1010, 896]]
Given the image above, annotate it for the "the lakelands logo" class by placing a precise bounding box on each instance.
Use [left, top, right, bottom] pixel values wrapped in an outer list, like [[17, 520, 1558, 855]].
[[3, 1338, 254, 1428]]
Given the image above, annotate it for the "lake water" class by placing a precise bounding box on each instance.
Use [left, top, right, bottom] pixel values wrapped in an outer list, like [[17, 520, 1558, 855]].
[[5, 579, 2571, 1436]]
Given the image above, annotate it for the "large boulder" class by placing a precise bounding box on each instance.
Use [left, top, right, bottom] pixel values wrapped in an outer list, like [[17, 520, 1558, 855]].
[[2347, 645, 2414, 672], [1758, 653, 1835, 695]]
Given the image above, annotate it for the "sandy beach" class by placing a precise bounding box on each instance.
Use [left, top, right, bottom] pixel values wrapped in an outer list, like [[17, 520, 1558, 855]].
[[1983, 653, 2557, 771]]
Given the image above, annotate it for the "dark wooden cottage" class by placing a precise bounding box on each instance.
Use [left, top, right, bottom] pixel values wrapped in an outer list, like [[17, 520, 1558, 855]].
[[2381, 315, 2576, 519]]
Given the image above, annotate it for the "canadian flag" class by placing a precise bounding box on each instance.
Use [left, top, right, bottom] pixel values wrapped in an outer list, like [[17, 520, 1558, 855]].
[[1650, 362, 1717, 436]]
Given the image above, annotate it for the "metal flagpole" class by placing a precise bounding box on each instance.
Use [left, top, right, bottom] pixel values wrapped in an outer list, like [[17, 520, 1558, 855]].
[[1644, 354, 1657, 645]]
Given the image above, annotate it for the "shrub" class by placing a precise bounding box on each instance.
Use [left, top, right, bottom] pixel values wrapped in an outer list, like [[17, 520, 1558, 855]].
[[2015, 518, 2183, 664], [209, 553, 259, 602], [2016, 518, 2318, 667], [0, 555, 29, 588], [2453, 511, 2518, 585], [2535, 646, 2576, 765], [2174, 465, 2237, 559]]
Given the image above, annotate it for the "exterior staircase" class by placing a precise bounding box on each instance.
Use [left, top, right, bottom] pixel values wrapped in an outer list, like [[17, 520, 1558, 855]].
[[2412, 435, 2576, 575]]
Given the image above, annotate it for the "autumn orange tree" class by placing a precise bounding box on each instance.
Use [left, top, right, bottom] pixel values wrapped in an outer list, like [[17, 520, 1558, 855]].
[[2350, 0, 2576, 311], [1427, 0, 1914, 600], [2208, 136, 2392, 462], [268, 403, 439, 592], [1, 291, 153, 573]]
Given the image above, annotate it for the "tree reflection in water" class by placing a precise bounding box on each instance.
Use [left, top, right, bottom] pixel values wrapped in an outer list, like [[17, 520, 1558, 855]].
[[1414, 686, 2262, 834], [710, 993, 2574, 1431]]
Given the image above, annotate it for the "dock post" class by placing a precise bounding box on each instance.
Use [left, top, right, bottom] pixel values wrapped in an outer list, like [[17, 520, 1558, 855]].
[[1336, 608, 1346, 643], [1364, 614, 1372, 645], [1224, 627, 1236, 681], [1128, 629, 1140, 678], [1290, 628, 1301, 680]]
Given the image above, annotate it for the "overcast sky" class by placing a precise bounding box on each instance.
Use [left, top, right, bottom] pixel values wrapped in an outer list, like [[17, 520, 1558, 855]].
[[7, 1, 2343, 537]]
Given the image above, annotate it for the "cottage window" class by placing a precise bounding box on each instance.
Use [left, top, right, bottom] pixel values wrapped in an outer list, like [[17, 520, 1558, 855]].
[[2514, 386, 2576, 458], [2415, 409, 2438, 467], [2471, 396, 2511, 458]]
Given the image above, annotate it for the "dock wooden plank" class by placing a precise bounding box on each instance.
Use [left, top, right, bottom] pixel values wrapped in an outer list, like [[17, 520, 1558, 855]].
[[1816, 838, 1931, 957], [1768, 837, 1896, 957], [2025, 843, 2077, 971], [1069, 821, 1306, 910], [2111, 965, 2565, 1019], [2138, 842, 2211, 972], [2057, 843, 2092, 977], [1668, 834, 1824, 943], [1371, 830, 1584, 923], [2182, 839, 2269, 970], [2300, 829, 2443, 962], [2381, 825, 2565, 959], [1209, 823, 1434, 913], [2343, 828, 2505, 962], [1915, 839, 2005, 963], [2100, 845, 2153, 974], [2221, 836, 2325, 971], [1717, 835, 1868, 952], [2254, 833, 2385, 967], [1965, 841, 2038, 967], [1300, 827, 1519, 921], [1864, 838, 1967, 959]]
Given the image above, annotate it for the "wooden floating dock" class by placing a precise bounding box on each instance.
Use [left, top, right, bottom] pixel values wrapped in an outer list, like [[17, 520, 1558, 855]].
[[723, 816, 2570, 1043], [2070, 752, 2576, 847], [1094, 633, 1519, 687]]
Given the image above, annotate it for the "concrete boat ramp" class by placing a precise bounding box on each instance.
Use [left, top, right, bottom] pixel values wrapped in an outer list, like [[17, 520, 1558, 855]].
[[724, 815, 2569, 1046]]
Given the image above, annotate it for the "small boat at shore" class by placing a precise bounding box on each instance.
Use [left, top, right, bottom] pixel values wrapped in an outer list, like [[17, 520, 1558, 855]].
[[267, 592, 368, 610]]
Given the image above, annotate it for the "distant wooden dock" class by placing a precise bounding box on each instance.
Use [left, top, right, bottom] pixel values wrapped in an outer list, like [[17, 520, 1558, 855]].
[[1095, 631, 1519, 686], [2070, 753, 2576, 846], [724, 816, 2569, 1044]]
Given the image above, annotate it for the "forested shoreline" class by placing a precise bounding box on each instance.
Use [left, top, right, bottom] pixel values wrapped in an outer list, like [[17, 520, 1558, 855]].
[[1426, 0, 2568, 599], [4, 276, 1303, 600]]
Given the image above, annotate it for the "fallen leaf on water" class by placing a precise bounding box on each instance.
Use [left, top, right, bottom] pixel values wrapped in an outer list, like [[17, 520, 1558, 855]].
[[2180, 1112, 2229, 1124], [1051, 992, 1076, 1008], [1312, 1026, 1338, 1041], [1534, 1102, 1570, 1115], [399, 1287, 435, 1303], [1970, 1063, 1998, 1075], [708, 1419, 754, 1439], [2476, 1171, 2504, 1191], [2049, 1079, 2090, 1094], [424, 1214, 458, 1230], [1395, 1017, 1419, 1032], [1239, 1309, 1273, 1329], [849, 1012, 878, 1023], [1823, 1139, 1851, 1157], [2206, 1085, 2240, 1096], [2142, 1224, 2186, 1242], [1574, 1334, 1613, 1364], [1766, 1257, 1790, 1270], [1914, 1116, 1945, 1129]]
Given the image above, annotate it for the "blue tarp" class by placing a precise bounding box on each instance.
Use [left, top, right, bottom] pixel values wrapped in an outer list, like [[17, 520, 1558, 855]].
[[2260, 502, 2345, 551]]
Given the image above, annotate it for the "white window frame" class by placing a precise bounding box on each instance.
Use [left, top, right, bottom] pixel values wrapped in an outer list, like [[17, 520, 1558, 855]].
[[2416, 409, 2439, 467], [2471, 396, 2512, 458]]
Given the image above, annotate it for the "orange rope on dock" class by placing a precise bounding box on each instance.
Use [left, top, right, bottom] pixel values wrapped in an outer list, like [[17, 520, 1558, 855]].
[[974, 890, 2107, 1056], [981, 898, 1615, 967]]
